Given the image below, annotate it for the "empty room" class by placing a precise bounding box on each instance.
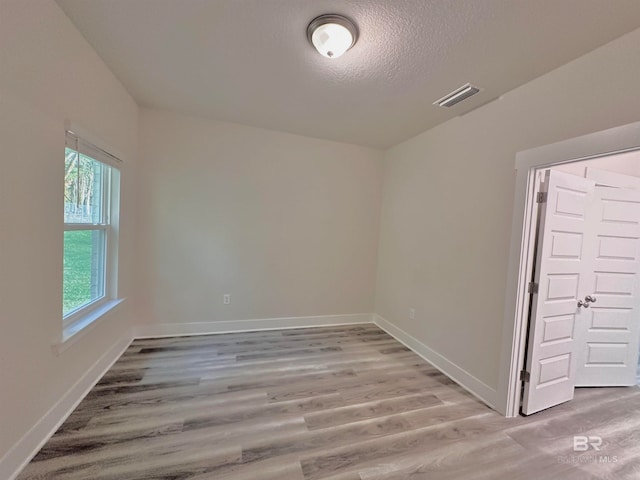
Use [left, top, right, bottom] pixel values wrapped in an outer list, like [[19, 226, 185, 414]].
[[3, 1, 640, 479]]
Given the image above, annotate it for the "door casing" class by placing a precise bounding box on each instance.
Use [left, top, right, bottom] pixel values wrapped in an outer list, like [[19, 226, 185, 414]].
[[498, 121, 640, 418]]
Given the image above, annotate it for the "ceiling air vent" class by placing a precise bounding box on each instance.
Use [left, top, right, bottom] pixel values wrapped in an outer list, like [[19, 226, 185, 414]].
[[433, 83, 480, 108]]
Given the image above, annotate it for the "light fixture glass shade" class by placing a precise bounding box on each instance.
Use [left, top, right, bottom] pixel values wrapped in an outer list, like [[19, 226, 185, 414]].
[[307, 15, 358, 59]]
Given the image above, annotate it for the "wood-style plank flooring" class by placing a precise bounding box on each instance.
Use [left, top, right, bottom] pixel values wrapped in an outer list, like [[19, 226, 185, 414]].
[[17, 324, 640, 479]]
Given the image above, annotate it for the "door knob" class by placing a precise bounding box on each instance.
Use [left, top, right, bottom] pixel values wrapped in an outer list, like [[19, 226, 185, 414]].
[[585, 295, 597, 303], [578, 299, 590, 308]]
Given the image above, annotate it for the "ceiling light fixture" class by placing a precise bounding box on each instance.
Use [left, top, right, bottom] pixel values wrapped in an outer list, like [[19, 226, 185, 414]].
[[307, 14, 358, 59]]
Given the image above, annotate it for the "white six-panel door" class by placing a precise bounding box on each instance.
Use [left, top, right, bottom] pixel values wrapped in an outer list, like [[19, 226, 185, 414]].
[[522, 170, 595, 415], [575, 186, 640, 386], [524, 170, 640, 414]]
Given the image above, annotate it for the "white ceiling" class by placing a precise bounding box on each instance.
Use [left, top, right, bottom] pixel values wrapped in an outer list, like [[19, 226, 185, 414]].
[[56, 0, 640, 149]]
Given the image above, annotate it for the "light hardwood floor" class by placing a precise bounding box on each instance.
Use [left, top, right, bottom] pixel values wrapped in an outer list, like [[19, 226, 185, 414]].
[[17, 324, 640, 479]]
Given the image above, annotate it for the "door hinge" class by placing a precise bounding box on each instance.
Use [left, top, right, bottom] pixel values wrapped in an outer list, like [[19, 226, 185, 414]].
[[537, 191, 548, 203], [520, 370, 531, 382], [528, 282, 539, 294]]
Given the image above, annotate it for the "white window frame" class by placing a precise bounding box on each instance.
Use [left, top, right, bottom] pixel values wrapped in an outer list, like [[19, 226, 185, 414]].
[[61, 129, 123, 342]]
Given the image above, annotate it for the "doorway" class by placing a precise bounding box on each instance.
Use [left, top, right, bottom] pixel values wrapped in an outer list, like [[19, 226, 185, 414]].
[[497, 121, 640, 418], [521, 166, 640, 414]]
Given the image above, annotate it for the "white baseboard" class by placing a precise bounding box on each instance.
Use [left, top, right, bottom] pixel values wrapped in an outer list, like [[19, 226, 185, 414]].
[[374, 314, 497, 409], [0, 334, 133, 480], [133, 313, 374, 338]]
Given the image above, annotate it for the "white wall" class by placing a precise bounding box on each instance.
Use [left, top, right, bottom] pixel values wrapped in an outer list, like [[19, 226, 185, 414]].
[[375, 27, 640, 392], [0, 0, 138, 467], [551, 149, 640, 177], [136, 108, 383, 327]]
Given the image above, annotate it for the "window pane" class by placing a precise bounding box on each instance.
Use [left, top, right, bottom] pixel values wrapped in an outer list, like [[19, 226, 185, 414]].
[[63, 230, 106, 316], [64, 148, 107, 224]]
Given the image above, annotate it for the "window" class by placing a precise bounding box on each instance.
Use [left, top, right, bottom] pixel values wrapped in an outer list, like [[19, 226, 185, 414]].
[[63, 131, 121, 328]]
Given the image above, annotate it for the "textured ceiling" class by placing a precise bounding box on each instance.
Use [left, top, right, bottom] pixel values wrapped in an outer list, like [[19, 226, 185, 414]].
[[56, 0, 640, 149]]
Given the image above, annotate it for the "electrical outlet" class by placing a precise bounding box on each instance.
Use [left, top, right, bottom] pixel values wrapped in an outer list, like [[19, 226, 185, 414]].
[[409, 308, 415, 320], [223, 294, 231, 305]]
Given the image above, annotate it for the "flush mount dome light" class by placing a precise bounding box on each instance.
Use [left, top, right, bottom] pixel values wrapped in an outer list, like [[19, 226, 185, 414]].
[[307, 14, 358, 58]]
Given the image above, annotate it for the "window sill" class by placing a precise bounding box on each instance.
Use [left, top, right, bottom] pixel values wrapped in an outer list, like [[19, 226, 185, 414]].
[[52, 298, 126, 356]]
